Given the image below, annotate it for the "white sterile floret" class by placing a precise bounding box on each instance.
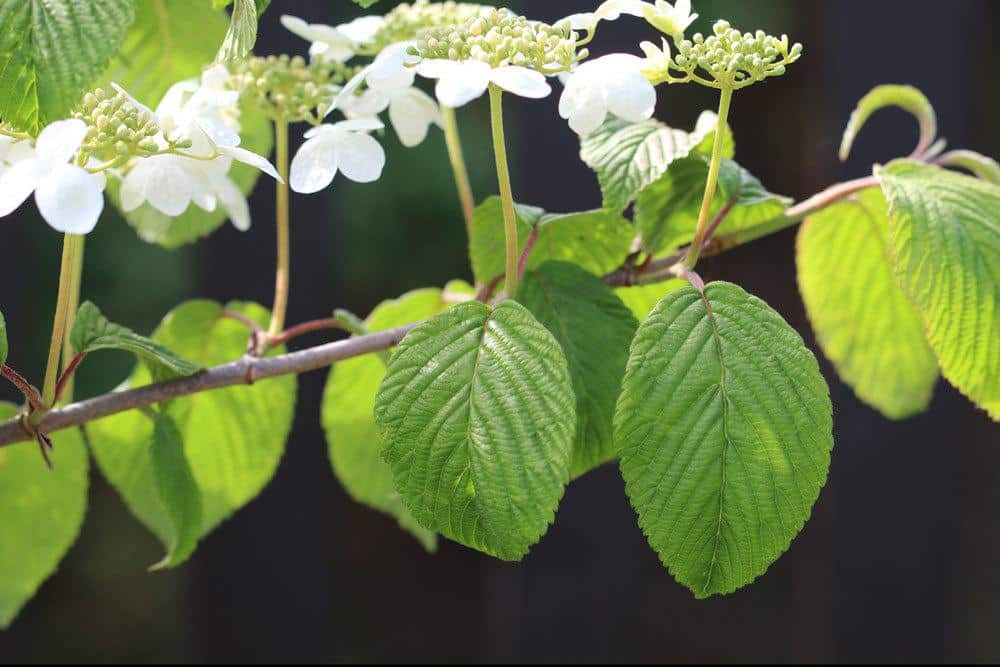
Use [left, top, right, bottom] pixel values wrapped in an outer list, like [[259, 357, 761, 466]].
[[281, 14, 384, 64], [559, 54, 657, 135], [641, 0, 698, 40], [563, 0, 647, 32], [114, 76, 279, 228], [416, 59, 551, 108], [290, 119, 387, 194], [333, 42, 443, 147], [0, 119, 107, 234]]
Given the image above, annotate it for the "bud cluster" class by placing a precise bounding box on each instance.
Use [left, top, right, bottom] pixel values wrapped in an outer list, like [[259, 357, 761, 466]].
[[73, 87, 164, 165], [671, 20, 802, 89], [233, 54, 359, 124], [412, 8, 580, 73], [366, 0, 489, 52]]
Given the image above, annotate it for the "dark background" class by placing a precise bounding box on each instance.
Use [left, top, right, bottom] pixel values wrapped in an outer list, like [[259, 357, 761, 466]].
[[1, 0, 998, 663]]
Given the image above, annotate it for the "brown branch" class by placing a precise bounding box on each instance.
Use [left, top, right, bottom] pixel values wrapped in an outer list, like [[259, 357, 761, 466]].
[[0, 174, 884, 450], [0, 324, 416, 448]]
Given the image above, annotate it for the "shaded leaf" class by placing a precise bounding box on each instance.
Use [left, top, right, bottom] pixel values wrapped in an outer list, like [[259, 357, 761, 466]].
[[149, 414, 202, 570]]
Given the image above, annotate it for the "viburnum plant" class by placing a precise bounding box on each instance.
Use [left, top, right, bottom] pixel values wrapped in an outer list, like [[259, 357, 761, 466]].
[[0, 0, 997, 627]]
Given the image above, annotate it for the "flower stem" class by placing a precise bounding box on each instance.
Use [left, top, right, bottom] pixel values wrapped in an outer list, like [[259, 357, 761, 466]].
[[41, 234, 84, 408], [268, 119, 291, 339], [59, 235, 86, 404], [684, 86, 734, 270], [488, 84, 520, 296], [441, 105, 475, 230]]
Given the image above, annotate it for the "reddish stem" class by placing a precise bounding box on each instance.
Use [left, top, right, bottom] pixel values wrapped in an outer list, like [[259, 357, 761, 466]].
[[1, 365, 45, 411], [54, 352, 86, 405], [268, 318, 347, 348], [517, 227, 540, 281]]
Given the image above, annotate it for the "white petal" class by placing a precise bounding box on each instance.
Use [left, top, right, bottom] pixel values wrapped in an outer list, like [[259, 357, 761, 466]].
[[562, 13, 597, 30], [195, 117, 241, 148], [143, 157, 194, 216], [434, 61, 492, 107], [0, 159, 42, 216], [489, 66, 552, 99], [606, 70, 658, 123], [328, 118, 385, 134], [336, 133, 385, 183], [119, 163, 151, 212], [34, 164, 104, 234], [289, 135, 340, 194], [217, 146, 282, 181], [201, 64, 231, 90], [389, 89, 441, 147], [597, 0, 649, 20], [35, 119, 88, 165], [212, 175, 250, 231], [415, 58, 462, 80], [337, 16, 385, 44], [559, 77, 608, 135], [111, 82, 157, 119]]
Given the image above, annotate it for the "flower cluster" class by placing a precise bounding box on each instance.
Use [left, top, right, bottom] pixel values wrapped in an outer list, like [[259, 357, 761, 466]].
[[73, 88, 164, 165], [233, 54, 358, 124], [365, 0, 489, 52], [413, 8, 579, 73], [663, 20, 803, 88]]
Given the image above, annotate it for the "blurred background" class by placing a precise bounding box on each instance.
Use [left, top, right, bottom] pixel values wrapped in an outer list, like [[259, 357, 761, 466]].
[[1, 0, 998, 662]]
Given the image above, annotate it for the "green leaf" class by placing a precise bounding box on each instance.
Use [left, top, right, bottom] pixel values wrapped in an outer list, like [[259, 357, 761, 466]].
[[0, 0, 135, 133], [469, 198, 634, 285], [89, 301, 297, 563], [614, 279, 687, 321], [878, 160, 1000, 420], [69, 301, 200, 376], [635, 157, 791, 255], [375, 300, 576, 560], [215, 0, 258, 65], [0, 402, 88, 628], [0, 311, 7, 366], [797, 188, 938, 419], [616, 283, 833, 598], [149, 414, 202, 570], [517, 262, 638, 477], [840, 84, 937, 161], [579, 112, 734, 213], [322, 286, 471, 551], [353, 0, 380, 7]]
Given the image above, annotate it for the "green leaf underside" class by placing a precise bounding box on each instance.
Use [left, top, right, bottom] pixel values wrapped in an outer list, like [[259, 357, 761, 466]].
[[323, 287, 475, 551], [615, 279, 687, 321], [878, 161, 1000, 420], [70, 301, 200, 376], [216, 0, 258, 65], [579, 112, 734, 213], [797, 188, 938, 419], [0, 311, 7, 366], [150, 414, 202, 569], [636, 157, 791, 256], [517, 262, 638, 477], [616, 283, 833, 598], [469, 198, 633, 286], [840, 85, 936, 161], [375, 300, 576, 560], [89, 301, 296, 564], [0, 0, 135, 132], [100, 0, 272, 247], [0, 402, 88, 628]]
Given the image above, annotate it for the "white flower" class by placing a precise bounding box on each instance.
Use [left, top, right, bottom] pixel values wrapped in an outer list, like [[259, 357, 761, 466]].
[[559, 54, 657, 135], [0, 119, 107, 234], [563, 0, 647, 32], [333, 43, 443, 147], [0, 135, 34, 170], [119, 154, 251, 230], [415, 59, 551, 108], [641, 0, 698, 40], [281, 14, 385, 64], [289, 119, 386, 194]]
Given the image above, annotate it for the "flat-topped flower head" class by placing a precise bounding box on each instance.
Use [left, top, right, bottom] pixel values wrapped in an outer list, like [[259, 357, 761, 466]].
[[234, 54, 359, 124], [413, 8, 579, 73], [365, 0, 489, 52], [410, 8, 582, 107], [658, 19, 803, 89], [73, 87, 163, 165]]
